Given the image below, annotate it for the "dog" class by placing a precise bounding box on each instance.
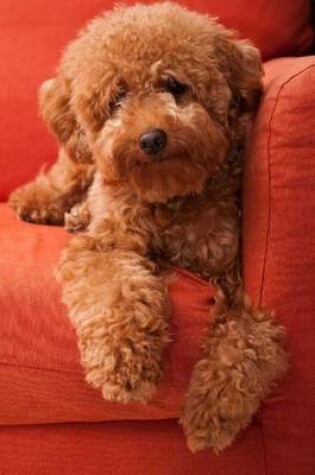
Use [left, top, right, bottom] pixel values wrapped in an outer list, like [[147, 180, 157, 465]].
[[9, 2, 287, 452]]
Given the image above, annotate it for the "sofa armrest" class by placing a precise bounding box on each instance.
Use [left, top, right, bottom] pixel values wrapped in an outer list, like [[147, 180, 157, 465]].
[[244, 55, 315, 303], [243, 56, 315, 474]]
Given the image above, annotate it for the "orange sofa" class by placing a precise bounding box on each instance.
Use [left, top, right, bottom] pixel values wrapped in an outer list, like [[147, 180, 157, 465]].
[[0, 1, 314, 474]]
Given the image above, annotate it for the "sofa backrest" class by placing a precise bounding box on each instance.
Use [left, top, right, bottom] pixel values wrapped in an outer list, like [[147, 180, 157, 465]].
[[0, 0, 313, 200]]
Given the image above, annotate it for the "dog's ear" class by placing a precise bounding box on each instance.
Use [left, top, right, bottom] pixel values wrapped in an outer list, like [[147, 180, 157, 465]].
[[39, 77, 93, 163], [215, 35, 263, 117], [74, 76, 128, 134]]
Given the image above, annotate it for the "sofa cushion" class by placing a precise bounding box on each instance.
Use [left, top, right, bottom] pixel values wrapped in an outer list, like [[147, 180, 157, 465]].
[[0, 421, 264, 475], [0, 0, 313, 200], [188, 0, 314, 60], [0, 203, 216, 424], [243, 56, 315, 475]]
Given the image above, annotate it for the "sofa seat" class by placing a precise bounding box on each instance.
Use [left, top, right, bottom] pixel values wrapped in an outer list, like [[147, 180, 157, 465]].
[[0, 203, 218, 425], [0, 201, 266, 472]]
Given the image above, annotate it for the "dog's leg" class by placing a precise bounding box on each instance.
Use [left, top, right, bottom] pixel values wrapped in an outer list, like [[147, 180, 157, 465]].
[[9, 149, 94, 225], [57, 232, 171, 402], [180, 289, 288, 452]]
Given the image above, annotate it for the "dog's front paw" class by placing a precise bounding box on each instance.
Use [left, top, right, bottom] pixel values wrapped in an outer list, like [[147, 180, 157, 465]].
[[180, 309, 288, 453], [9, 183, 64, 225], [180, 358, 252, 453], [79, 317, 169, 403]]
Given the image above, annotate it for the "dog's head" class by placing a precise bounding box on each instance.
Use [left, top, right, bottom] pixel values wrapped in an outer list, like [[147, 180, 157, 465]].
[[40, 2, 263, 203]]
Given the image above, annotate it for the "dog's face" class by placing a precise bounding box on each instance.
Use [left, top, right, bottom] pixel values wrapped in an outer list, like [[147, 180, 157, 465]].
[[40, 3, 263, 203]]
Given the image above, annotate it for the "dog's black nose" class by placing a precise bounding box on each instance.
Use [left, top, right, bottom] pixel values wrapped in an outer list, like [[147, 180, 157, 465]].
[[139, 129, 167, 155]]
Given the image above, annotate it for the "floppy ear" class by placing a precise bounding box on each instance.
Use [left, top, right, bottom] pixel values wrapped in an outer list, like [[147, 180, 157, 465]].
[[39, 77, 93, 163], [215, 35, 263, 118], [75, 75, 128, 134]]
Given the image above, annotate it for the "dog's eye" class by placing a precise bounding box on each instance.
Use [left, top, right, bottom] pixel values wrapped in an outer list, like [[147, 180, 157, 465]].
[[108, 90, 127, 115], [116, 90, 127, 104], [164, 76, 187, 96]]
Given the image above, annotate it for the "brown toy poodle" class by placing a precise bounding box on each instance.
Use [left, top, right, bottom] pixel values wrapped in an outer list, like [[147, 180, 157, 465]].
[[9, 2, 288, 452]]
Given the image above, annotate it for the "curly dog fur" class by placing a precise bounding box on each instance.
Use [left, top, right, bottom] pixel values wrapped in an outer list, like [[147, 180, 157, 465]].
[[10, 2, 288, 452]]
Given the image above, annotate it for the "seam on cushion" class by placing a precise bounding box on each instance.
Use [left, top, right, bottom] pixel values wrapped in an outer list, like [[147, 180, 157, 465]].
[[258, 418, 267, 475], [258, 63, 315, 306], [0, 359, 82, 375]]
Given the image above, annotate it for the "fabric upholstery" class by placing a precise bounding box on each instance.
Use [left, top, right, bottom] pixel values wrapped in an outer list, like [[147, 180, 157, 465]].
[[0, 421, 264, 475], [243, 56, 315, 475], [0, 203, 216, 425], [0, 0, 313, 200]]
